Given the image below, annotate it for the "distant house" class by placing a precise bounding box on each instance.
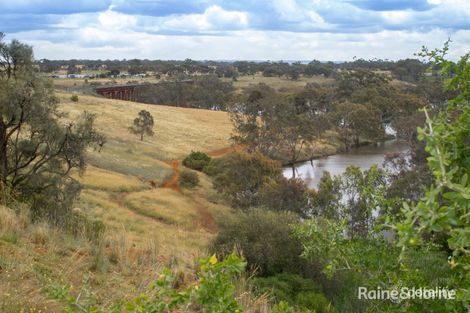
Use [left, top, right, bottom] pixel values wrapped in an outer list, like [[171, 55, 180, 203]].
[[49, 74, 67, 79], [67, 74, 89, 79]]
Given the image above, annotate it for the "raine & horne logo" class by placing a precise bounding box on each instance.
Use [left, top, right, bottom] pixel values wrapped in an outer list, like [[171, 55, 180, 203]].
[[358, 286, 456, 302]]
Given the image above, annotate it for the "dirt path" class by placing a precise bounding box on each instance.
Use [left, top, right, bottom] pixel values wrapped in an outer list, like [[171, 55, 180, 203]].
[[161, 160, 216, 233], [191, 197, 217, 233], [161, 160, 181, 192]]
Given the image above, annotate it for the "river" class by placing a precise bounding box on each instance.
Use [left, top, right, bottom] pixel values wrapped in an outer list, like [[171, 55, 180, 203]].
[[283, 140, 410, 189]]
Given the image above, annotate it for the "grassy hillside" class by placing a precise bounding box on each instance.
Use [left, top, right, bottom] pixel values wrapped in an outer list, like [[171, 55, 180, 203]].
[[60, 92, 238, 257], [226, 73, 334, 93], [0, 93, 239, 311]]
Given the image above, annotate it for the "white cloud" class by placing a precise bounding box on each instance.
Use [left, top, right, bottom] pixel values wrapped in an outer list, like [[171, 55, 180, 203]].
[[4, 0, 470, 61], [98, 5, 137, 29], [12, 27, 470, 61], [271, 0, 330, 29], [380, 10, 412, 24], [161, 5, 248, 32]]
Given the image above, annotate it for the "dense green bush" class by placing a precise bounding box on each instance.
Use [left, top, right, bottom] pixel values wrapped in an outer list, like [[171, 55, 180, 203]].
[[70, 94, 79, 102], [255, 273, 334, 313], [295, 292, 334, 313], [182, 151, 212, 171], [179, 169, 199, 188], [201, 158, 221, 176], [259, 177, 314, 217], [255, 273, 321, 302], [211, 208, 304, 276], [212, 151, 282, 208]]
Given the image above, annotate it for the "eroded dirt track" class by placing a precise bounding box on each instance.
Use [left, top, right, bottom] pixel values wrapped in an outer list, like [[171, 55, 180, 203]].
[[161, 160, 216, 233], [161, 160, 181, 192]]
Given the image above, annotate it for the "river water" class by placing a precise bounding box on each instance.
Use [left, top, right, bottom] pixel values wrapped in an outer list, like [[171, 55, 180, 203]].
[[283, 140, 410, 189]]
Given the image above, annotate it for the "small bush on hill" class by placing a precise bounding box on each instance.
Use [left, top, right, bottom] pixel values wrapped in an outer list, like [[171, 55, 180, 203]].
[[201, 157, 221, 176], [70, 94, 79, 102], [182, 151, 212, 171], [179, 169, 199, 188]]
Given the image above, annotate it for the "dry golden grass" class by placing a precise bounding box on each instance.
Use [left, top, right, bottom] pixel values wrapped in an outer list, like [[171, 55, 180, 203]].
[[52, 76, 161, 89], [57, 92, 233, 160], [79, 188, 214, 262], [125, 189, 199, 229], [0, 91, 239, 310], [77, 165, 149, 192], [55, 92, 234, 269], [0, 208, 171, 312], [55, 92, 234, 268], [228, 74, 334, 93], [0, 206, 18, 236]]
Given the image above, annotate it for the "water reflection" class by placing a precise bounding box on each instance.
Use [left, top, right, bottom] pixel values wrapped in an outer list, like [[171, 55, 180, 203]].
[[283, 140, 410, 189]]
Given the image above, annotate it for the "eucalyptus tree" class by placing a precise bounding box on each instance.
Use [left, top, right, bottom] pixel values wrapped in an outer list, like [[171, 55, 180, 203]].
[[129, 109, 154, 141], [0, 33, 105, 219], [230, 84, 322, 176]]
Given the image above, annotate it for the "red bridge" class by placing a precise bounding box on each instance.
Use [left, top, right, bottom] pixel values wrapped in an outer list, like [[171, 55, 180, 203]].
[[94, 84, 138, 101]]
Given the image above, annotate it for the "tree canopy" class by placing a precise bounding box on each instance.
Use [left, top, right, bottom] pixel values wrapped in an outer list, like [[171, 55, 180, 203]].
[[128, 109, 154, 141], [0, 33, 105, 220]]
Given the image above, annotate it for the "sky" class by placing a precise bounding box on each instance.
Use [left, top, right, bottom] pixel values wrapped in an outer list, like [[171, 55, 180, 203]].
[[1, 0, 470, 61]]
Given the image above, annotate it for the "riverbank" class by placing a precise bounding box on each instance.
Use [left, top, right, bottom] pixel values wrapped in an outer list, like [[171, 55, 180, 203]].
[[283, 139, 409, 189], [280, 135, 398, 168]]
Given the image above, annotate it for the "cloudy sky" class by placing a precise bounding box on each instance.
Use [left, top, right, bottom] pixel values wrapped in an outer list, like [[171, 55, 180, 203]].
[[1, 0, 470, 61]]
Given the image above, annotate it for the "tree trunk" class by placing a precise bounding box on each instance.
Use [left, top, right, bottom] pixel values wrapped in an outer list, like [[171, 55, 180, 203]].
[[291, 165, 296, 178], [0, 121, 8, 185], [0, 121, 8, 202], [140, 132, 144, 141]]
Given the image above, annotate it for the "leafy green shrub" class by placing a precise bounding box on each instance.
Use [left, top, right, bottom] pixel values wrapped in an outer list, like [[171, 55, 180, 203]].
[[295, 292, 334, 313], [201, 157, 221, 176], [272, 301, 295, 313], [255, 273, 320, 302], [127, 253, 246, 313], [211, 208, 304, 276], [70, 94, 79, 102], [255, 273, 334, 313], [179, 169, 199, 188], [182, 151, 212, 171]]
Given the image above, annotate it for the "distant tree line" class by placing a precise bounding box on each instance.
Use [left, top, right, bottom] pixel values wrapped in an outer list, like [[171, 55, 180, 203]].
[[38, 57, 430, 83], [135, 74, 234, 110]]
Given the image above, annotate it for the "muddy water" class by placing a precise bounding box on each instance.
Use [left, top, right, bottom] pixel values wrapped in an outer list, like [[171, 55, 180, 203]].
[[283, 140, 410, 189]]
